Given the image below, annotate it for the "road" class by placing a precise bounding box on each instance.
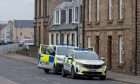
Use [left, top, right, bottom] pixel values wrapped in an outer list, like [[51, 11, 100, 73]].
[[0, 56, 130, 84]]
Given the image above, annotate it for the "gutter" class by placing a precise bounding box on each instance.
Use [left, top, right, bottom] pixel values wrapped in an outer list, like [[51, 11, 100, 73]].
[[135, 0, 138, 75], [82, 0, 85, 48]]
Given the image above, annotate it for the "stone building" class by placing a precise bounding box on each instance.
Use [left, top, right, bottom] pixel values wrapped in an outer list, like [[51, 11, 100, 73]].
[[48, 1, 81, 46], [34, 0, 70, 46], [12, 20, 34, 42], [83, 0, 140, 75]]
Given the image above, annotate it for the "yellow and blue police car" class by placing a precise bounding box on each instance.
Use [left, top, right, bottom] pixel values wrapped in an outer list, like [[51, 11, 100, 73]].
[[62, 48, 106, 80], [38, 44, 77, 74]]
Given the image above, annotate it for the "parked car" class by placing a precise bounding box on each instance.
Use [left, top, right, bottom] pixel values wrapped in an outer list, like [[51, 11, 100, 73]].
[[38, 44, 77, 74], [62, 48, 106, 80], [22, 39, 34, 49], [0, 40, 4, 45]]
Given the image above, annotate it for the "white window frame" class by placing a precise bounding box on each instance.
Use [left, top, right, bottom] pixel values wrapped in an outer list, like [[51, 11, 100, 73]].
[[54, 10, 61, 25], [96, 0, 100, 22], [108, 0, 112, 20], [41, 0, 44, 16], [119, 0, 124, 20], [118, 35, 123, 64], [66, 9, 69, 24], [87, 36, 91, 48], [72, 7, 79, 23]]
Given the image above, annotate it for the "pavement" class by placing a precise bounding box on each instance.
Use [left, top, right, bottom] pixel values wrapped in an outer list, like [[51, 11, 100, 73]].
[[2, 53, 140, 84]]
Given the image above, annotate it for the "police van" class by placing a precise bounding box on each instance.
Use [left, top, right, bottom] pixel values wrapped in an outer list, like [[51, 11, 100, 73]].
[[62, 48, 106, 80], [38, 44, 77, 74]]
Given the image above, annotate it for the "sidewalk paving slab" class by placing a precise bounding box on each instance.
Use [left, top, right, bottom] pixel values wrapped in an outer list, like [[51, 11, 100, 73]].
[[2, 53, 140, 84]]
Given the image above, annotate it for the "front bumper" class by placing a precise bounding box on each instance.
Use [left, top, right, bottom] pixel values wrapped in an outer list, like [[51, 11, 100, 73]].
[[74, 65, 106, 76]]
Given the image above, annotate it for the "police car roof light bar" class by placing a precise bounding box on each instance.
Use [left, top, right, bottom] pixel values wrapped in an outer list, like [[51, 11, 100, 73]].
[[74, 48, 93, 51]]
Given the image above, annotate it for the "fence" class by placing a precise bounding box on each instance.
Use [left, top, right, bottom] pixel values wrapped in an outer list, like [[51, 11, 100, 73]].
[[0, 44, 20, 55]]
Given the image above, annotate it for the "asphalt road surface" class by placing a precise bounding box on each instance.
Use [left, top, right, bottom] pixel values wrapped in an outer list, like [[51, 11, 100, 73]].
[[0, 56, 131, 84]]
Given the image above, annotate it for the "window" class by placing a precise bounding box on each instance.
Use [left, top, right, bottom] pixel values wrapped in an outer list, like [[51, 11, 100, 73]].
[[61, 10, 66, 24], [41, 0, 44, 16], [88, 0, 92, 22], [108, 0, 112, 20], [72, 7, 79, 23], [51, 34, 54, 45], [87, 36, 91, 48], [61, 34, 64, 45], [75, 7, 79, 22], [20, 32, 22, 36], [119, 0, 124, 20], [56, 34, 59, 45], [67, 34, 70, 45], [118, 35, 123, 63], [72, 33, 75, 46], [69, 9, 72, 23], [96, 0, 100, 22], [95, 36, 99, 54], [39, 0, 41, 16], [54, 10, 60, 24]]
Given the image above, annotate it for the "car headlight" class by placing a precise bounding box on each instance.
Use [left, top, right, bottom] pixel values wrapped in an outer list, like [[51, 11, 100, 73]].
[[76, 62, 84, 67], [102, 63, 106, 68]]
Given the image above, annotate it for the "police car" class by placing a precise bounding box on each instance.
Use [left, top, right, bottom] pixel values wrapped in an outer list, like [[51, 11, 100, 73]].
[[62, 48, 106, 80], [38, 44, 77, 74]]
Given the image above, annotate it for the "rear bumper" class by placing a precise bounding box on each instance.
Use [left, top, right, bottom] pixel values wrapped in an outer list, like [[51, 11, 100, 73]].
[[55, 63, 62, 72]]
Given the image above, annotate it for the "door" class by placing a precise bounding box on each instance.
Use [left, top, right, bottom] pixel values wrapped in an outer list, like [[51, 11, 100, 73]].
[[108, 36, 112, 70]]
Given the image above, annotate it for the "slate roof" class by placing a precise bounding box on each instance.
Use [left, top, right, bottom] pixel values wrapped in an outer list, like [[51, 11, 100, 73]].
[[14, 20, 33, 28], [49, 23, 78, 32]]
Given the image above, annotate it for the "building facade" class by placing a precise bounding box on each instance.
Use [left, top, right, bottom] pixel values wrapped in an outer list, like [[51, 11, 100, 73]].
[[13, 20, 34, 42], [34, 0, 69, 46], [83, 0, 140, 75], [49, 1, 81, 46]]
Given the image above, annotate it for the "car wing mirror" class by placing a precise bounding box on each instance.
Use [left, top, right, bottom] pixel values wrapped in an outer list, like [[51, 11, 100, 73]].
[[68, 56, 73, 60], [101, 57, 105, 61]]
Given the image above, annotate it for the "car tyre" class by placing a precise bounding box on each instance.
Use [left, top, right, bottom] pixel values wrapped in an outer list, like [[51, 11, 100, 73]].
[[71, 67, 78, 79], [44, 69, 49, 74], [99, 75, 106, 80], [62, 67, 67, 77], [53, 65, 59, 75]]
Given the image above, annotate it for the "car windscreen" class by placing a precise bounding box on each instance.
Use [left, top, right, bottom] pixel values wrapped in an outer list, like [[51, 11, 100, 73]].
[[25, 39, 34, 43], [75, 52, 99, 60], [56, 47, 68, 55]]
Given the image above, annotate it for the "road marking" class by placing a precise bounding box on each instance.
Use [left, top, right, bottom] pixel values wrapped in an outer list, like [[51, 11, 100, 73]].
[[0, 76, 19, 84]]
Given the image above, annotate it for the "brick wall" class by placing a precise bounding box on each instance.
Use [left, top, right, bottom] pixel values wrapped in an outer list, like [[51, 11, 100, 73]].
[[84, 0, 135, 74]]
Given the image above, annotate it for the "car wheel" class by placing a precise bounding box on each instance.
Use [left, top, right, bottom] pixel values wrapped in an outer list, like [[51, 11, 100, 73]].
[[99, 75, 106, 80], [62, 67, 67, 77], [44, 69, 49, 74], [53, 66, 58, 75], [71, 67, 78, 79]]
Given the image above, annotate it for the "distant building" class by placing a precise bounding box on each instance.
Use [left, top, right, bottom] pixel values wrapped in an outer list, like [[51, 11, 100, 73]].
[[13, 20, 34, 42]]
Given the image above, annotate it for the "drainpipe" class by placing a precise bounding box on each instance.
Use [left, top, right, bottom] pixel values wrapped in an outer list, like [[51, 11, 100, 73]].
[[135, 0, 138, 75], [82, 0, 85, 48]]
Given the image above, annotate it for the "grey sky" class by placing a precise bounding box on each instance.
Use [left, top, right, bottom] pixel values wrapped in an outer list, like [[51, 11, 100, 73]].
[[0, 0, 34, 21]]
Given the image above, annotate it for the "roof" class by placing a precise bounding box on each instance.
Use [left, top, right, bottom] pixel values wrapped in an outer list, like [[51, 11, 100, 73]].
[[14, 20, 33, 28], [49, 23, 78, 32], [55, 1, 79, 10]]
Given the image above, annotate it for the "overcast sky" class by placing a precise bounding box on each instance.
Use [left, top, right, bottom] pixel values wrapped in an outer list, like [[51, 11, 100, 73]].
[[0, 0, 34, 22]]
